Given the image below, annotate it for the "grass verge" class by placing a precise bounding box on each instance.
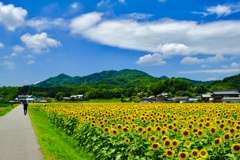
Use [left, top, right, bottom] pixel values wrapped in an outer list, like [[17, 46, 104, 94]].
[[28, 107, 95, 160], [0, 104, 17, 117]]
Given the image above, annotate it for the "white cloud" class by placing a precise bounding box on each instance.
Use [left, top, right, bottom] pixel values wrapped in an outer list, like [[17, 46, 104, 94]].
[[231, 62, 239, 68], [27, 60, 35, 65], [194, 4, 240, 17], [70, 13, 240, 59], [27, 18, 67, 31], [71, 2, 79, 9], [222, 62, 240, 68], [123, 13, 153, 20], [157, 43, 190, 57], [20, 32, 61, 53], [181, 57, 204, 64], [0, 2, 27, 31], [13, 45, 24, 53], [181, 54, 226, 64], [118, 0, 125, 3], [179, 68, 240, 74], [97, 0, 111, 8], [70, 12, 102, 34], [1, 60, 15, 69], [0, 42, 4, 48], [136, 53, 166, 66]]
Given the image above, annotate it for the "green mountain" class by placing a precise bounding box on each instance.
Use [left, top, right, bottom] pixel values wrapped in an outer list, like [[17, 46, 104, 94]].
[[34, 69, 158, 87], [34, 69, 240, 92]]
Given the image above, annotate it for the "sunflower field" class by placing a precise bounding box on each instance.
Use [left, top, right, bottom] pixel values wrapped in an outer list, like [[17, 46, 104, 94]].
[[40, 103, 240, 160]]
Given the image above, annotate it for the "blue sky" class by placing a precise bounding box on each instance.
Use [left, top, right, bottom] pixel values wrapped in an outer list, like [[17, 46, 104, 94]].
[[1, 0, 240, 86]]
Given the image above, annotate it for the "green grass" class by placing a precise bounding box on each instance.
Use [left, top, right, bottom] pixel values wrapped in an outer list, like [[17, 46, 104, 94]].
[[28, 107, 95, 160], [0, 103, 17, 117]]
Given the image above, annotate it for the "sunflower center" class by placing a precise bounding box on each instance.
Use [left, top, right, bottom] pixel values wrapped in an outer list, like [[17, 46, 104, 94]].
[[167, 151, 172, 155], [180, 153, 186, 158], [201, 151, 206, 156], [234, 145, 240, 151], [193, 151, 197, 156]]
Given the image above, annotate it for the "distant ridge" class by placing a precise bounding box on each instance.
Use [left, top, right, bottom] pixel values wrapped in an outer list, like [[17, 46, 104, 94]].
[[33, 69, 213, 87]]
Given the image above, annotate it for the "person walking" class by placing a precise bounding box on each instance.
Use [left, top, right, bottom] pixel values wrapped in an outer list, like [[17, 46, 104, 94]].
[[22, 100, 28, 115]]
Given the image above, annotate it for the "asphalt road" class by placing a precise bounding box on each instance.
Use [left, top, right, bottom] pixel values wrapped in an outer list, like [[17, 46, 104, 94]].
[[0, 105, 44, 160]]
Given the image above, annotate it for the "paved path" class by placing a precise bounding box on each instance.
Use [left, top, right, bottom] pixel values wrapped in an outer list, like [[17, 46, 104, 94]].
[[0, 105, 44, 160]]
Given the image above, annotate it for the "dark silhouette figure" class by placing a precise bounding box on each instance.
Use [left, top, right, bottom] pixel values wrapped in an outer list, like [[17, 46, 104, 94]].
[[23, 100, 28, 115]]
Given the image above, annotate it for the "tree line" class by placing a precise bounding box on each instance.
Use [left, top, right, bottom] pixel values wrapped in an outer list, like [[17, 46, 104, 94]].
[[0, 77, 217, 103]]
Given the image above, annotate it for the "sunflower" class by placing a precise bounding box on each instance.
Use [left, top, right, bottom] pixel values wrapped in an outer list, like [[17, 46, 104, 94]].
[[151, 143, 160, 151], [234, 134, 240, 142], [148, 135, 157, 143], [197, 130, 204, 138], [155, 126, 161, 132], [164, 139, 171, 148], [147, 126, 154, 133], [184, 140, 191, 148], [178, 151, 189, 160], [103, 127, 110, 133], [231, 144, 240, 153], [124, 138, 130, 145], [161, 128, 168, 135], [165, 149, 175, 158], [212, 138, 222, 147], [210, 127, 217, 135], [171, 139, 180, 148], [161, 136, 169, 142], [117, 124, 122, 130], [168, 124, 174, 131], [122, 126, 129, 134], [229, 128, 235, 135], [199, 149, 208, 158], [181, 129, 190, 138], [90, 123, 95, 128], [110, 128, 118, 136], [223, 132, 232, 142], [137, 126, 143, 133], [191, 149, 199, 158]]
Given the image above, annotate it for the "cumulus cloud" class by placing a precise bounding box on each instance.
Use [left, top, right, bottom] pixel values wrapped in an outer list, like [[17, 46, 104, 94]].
[[97, 0, 110, 8], [179, 68, 240, 74], [27, 60, 35, 65], [193, 4, 240, 17], [0, 2, 27, 31], [70, 12, 240, 59], [0, 42, 4, 48], [20, 32, 61, 53], [181, 54, 226, 64], [136, 53, 166, 66], [70, 12, 103, 34], [13, 45, 24, 53], [1, 60, 15, 69], [71, 2, 79, 9], [118, 0, 125, 3], [222, 62, 240, 68], [123, 13, 153, 20], [27, 18, 67, 31]]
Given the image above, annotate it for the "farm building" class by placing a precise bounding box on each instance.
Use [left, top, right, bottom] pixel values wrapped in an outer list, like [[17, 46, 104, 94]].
[[212, 90, 240, 102], [201, 93, 212, 102], [222, 97, 240, 103]]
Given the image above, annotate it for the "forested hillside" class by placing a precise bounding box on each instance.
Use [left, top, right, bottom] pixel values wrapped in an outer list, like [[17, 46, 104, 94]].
[[0, 70, 240, 103]]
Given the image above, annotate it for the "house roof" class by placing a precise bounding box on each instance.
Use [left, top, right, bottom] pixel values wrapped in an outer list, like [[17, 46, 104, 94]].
[[201, 94, 212, 98], [212, 90, 239, 95]]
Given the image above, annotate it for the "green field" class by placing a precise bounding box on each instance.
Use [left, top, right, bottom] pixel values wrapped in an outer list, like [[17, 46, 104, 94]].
[[29, 106, 95, 160], [0, 103, 16, 116]]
